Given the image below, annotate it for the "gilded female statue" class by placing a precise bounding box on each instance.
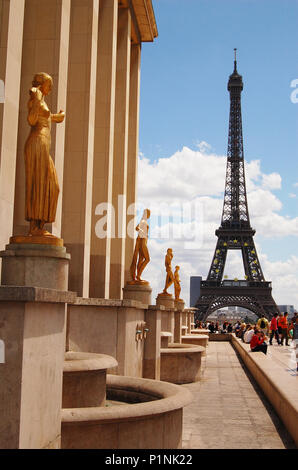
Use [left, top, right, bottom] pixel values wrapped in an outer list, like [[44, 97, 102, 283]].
[[25, 72, 65, 237], [129, 209, 150, 284]]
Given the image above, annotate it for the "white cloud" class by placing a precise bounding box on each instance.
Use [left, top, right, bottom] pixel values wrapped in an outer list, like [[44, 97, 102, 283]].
[[138, 147, 226, 202], [289, 193, 297, 198], [137, 145, 298, 309], [196, 140, 212, 152], [261, 172, 281, 190]]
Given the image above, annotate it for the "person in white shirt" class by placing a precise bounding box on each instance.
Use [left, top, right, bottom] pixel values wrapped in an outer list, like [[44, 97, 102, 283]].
[[244, 326, 254, 344]]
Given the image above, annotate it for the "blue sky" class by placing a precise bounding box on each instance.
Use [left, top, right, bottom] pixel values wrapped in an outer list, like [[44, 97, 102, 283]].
[[136, 0, 298, 308]]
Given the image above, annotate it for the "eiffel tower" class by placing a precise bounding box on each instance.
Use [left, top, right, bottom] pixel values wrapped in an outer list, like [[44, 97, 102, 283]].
[[195, 50, 279, 321]]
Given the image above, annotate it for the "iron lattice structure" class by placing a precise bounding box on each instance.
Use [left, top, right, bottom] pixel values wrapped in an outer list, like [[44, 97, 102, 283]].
[[195, 52, 279, 321]]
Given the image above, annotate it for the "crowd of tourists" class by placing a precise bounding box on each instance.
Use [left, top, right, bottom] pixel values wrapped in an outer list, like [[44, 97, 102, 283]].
[[195, 312, 298, 371]]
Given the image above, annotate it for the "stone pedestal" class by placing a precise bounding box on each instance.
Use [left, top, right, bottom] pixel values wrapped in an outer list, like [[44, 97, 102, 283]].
[[156, 293, 175, 309], [122, 283, 152, 305], [0, 243, 70, 291], [0, 238, 73, 449], [0, 286, 76, 449], [174, 299, 185, 312]]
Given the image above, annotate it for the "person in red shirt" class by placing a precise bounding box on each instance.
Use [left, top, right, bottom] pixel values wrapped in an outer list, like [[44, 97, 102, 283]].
[[280, 312, 289, 346], [269, 313, 281, 345], [250, 329, 268, 355]]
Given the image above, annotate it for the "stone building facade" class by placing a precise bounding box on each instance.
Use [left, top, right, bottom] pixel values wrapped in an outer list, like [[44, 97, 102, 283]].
[[0, 0, 158, 299]]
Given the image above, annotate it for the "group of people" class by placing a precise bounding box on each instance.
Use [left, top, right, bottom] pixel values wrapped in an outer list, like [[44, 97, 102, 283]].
[[195, 313, 298, 371], [195, 320, 233, 334], [235, 312, 298, 370]]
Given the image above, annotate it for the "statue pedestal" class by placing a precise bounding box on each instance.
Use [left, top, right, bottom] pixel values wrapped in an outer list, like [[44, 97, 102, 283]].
[[0, 238, 73, 449], [174, 299, 185, 312], [123, 282, 152, 305], [0, 242, 70, 291], [156, 293, 175, 310]]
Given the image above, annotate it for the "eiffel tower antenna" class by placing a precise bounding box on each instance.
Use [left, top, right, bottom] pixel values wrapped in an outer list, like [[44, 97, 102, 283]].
[[195, 53, 279, 321]]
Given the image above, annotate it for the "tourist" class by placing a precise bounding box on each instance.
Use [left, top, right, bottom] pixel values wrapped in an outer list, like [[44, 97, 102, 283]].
[[277, 312, 283, 341], [243, 325, 254, 344], [215, 321, 219, 333], [269, 313, 280, 345], [208, 322, 215, 333], [280, 312, 289, 346], [287, 317, 295, 342], [250, 329, 268, 355], [257, 315, 269, 335], [241, 324, 251, 342], [227, 323, 233, 333], [234, 321, 241, 336], [238, 323, 246, 340]]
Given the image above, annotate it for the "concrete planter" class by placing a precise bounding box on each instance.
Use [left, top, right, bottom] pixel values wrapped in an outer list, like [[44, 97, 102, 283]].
[[61, 352, 192, 449], [160, 342, 205, 384], [63, 351, 118, 408], [181, 334, 209, 355]]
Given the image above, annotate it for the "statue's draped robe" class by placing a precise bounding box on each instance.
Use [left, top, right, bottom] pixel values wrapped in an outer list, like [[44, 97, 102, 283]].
[[24, 98, 59, 223]]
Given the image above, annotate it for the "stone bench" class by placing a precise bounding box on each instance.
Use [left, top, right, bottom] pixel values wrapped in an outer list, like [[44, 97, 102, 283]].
[[231, 335, 298, 447]]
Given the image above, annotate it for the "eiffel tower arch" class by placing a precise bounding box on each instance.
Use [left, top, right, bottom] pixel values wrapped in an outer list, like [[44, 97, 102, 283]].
[[195, 50, 280, 322]]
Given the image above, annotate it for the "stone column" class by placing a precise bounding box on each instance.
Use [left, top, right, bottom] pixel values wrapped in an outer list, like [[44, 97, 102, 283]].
[[174, 311, 182, 343], [124, 44, 141, 284], [89, 0, 118, 298], [61, 0, 99, 297], [0, 0, 25, 251], [143, 306, 161, 380], [13, 0, 71, 238], [109, 6, 131, 299]]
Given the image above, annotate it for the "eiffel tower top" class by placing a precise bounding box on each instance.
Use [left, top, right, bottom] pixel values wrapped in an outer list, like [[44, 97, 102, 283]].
[[228, 48, 243, 93], [221, 49, 250, 229]]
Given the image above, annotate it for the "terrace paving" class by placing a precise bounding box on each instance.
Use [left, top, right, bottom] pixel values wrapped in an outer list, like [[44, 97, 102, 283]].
[[181, 341, 297, 449]]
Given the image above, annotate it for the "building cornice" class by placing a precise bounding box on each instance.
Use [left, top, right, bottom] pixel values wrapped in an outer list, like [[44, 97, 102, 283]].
[[119, 0, 158, 44]]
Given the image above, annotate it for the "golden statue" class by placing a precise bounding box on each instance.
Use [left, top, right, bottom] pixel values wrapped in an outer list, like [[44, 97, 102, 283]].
[[174, 265, 182, 300], [162, 248, 174, 295], [24, 73, 65, 239], [129, 209, 150, 284]]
